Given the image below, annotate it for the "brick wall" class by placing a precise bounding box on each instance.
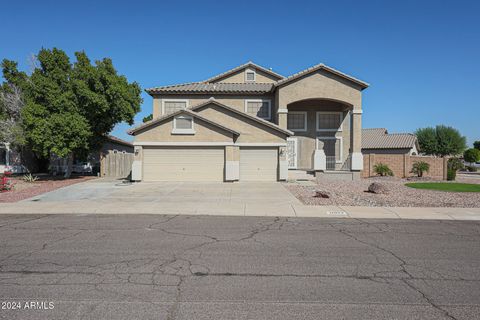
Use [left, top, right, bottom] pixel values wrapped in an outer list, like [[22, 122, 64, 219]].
[[362, 154, 447, 179]]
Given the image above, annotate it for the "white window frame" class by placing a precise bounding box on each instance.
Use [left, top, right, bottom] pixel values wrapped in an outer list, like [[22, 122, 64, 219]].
[[245, 68, 256, 82], [172, 115, 195, 135], [244, 99, 271, 120], [287, 111, 307, 132], [316, 111, 343, 132], [162, 99, 189, 115], [316, 136, 343, 164]]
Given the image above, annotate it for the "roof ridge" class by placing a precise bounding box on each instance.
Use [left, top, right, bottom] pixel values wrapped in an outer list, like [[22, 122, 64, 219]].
[[274, 63, 369, 89], [204, 61, 284, 83]]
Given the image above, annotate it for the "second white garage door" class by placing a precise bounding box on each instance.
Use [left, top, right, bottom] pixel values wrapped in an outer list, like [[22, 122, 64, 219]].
[[240, 147, 278, 181], [143, 147, 224, 181]]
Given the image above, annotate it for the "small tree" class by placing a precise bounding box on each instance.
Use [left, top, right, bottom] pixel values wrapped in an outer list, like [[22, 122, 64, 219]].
[[464, 148, 480, 164], [373, 163, 393, 176], [415, 125, 467, 157], [474, 141, 480, 151], [411, 161, 430, 177]]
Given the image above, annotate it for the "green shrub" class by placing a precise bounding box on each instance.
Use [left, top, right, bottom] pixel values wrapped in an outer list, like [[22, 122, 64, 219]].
[[464, 148, 480, 163], [22, 173, 39, 183], [447, 158, 464, 181], [466, 166, 478, 172], [373, 163, 394, 176], [411, 161, 430, 177]]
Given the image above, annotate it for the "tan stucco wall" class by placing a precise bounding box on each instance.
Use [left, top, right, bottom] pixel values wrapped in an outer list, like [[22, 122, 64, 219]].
[[134, 117, 234, 143], [276, 69, 363, 111], [152, 94, 275, 120], [195, 103, 287, 143], [213, 69, 279, 84]]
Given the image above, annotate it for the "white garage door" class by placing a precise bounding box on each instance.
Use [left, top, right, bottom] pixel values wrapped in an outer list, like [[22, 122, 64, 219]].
[[143, 147, 224, 181], [240, 147, 278, 181]]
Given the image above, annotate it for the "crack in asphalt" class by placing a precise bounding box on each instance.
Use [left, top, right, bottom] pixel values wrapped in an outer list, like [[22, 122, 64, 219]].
[[0, 215, 478, 319]]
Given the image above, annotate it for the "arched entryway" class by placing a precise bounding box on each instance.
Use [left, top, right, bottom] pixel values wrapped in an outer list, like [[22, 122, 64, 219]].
[[285, 98, 354, 171]]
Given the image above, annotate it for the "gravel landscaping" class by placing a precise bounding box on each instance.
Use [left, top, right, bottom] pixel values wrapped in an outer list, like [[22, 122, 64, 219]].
[[0, 175, 95, 203], [285, 176, 480, 208]]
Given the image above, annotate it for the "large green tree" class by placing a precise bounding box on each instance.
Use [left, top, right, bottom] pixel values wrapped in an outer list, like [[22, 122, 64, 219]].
[[415, 125, 467, 157], [2, 48, 142, 177], [474, 141, 480, 150]]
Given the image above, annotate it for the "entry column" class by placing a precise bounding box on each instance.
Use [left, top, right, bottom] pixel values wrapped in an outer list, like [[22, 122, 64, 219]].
[[351, 109, 363, 171]]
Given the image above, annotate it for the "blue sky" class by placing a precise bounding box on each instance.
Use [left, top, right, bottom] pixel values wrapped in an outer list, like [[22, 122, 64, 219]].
[[2, 0, 479, 145]]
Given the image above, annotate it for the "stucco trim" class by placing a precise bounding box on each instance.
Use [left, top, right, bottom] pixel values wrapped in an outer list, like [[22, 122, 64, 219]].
[[134, 142, 234, 146], [235, 143, 287, 147]]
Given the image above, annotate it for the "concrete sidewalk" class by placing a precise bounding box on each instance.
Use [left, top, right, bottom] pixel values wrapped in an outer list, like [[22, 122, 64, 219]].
[[1, 200, 479, 220]]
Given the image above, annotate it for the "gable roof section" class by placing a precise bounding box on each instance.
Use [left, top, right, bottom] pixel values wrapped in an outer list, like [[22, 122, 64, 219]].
[[275, 63, 369, 90], [128, 109, 240, 136], [204, 61, 285, 83], [190, 98, 293, 136], [146, 82, 274, 95], [362, 128, 417, 149], [106, 135, 133, 147]]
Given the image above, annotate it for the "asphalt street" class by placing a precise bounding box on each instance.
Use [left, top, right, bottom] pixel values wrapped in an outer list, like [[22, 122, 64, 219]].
[[0, 214, 479, 319]]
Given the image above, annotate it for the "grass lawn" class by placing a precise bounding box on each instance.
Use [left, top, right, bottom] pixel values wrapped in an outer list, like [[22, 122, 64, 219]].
[[405, 182, 480, 192]]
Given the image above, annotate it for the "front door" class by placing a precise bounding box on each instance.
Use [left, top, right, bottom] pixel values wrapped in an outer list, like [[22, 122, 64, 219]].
[[287, 138, 297, 169]]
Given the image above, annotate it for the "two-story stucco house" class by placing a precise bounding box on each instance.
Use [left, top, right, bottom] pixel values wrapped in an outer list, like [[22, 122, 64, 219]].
[[128, 62, 368, 182]]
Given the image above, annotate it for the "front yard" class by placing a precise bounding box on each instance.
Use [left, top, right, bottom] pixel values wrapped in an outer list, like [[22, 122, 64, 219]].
[[0, 175, 95, 203], [285, 176, 480, 208]]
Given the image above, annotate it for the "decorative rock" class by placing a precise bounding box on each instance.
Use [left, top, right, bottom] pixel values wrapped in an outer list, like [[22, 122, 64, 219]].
[[368, 182, 389, 194], [314, 190, 330, 198]]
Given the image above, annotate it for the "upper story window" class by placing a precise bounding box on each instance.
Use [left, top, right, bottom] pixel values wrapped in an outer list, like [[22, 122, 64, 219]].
[[163, 99, 188, 115], [287, 111, 307, 132], [245, 69, 256, 82], [316, 112, 343, 132], [245, 99, 271, 120], [172, 115, 195, 134]]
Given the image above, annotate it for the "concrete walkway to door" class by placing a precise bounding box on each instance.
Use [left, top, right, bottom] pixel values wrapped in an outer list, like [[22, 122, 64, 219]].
[[1, 179, 480, 220]]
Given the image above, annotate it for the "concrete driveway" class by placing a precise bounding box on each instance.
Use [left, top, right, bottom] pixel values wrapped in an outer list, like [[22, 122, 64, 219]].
[[23, 179, 301, 216]]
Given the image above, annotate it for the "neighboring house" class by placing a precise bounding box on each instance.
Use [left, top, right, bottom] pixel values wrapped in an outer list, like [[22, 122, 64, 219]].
[[128, 61, 369, 182], [362, 128, 419, 155], [0, 143, 36, 174], [50, 135, 134, 174]]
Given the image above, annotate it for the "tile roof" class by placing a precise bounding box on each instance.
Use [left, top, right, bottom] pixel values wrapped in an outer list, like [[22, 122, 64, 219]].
[[106, 135, 133, 147], [275, 63, 369, 89], [146, 82, 274, 94], [362, 128, 417, 149], [204, 61, 284, 82], [128, 109, 240, 136]]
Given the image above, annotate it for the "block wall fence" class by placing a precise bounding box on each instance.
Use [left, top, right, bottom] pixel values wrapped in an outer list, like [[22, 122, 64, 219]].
[[363, 154, 448, 180]]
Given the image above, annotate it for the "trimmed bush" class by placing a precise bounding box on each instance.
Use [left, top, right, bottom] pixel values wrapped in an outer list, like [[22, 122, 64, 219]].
[[373, 163, 394, 177], [411, 161, 430, 177], [447, 157, 464, 181]]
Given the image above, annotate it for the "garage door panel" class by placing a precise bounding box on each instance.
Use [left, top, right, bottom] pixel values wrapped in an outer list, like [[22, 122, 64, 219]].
[[143, 147, 224, 181], [240, 147, 278, 181]]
